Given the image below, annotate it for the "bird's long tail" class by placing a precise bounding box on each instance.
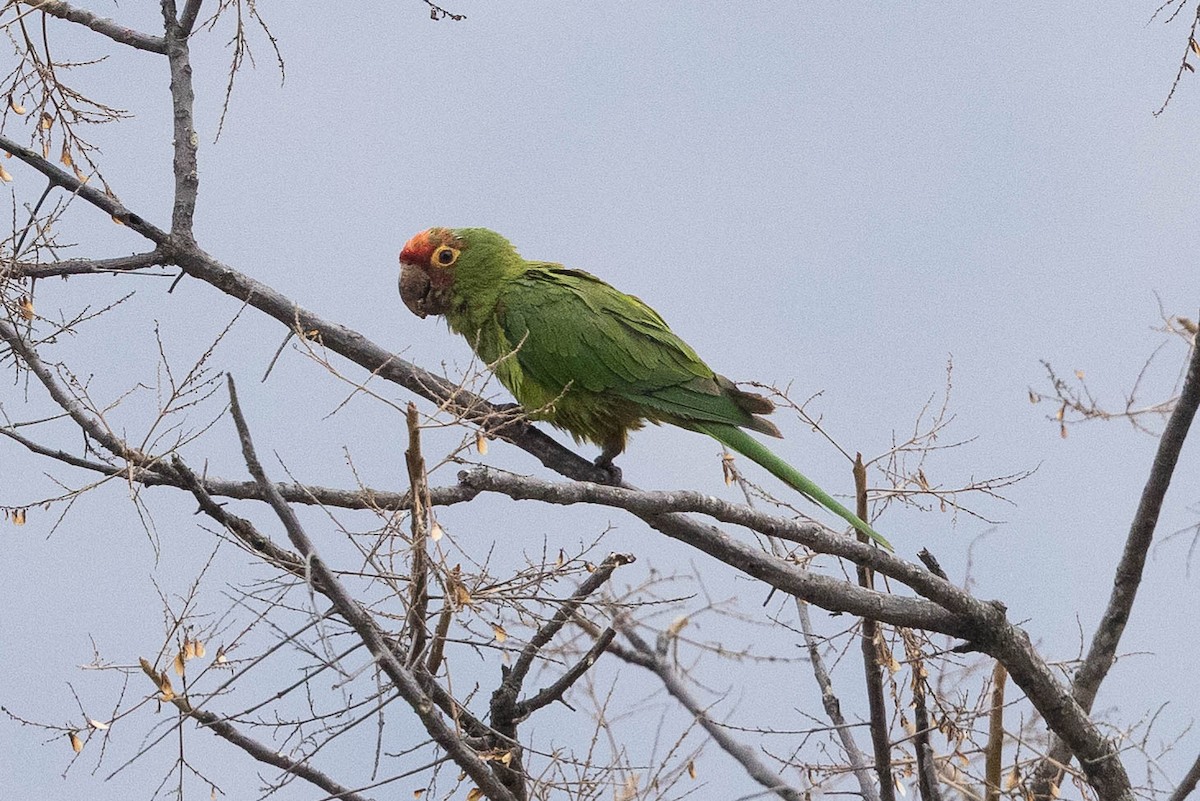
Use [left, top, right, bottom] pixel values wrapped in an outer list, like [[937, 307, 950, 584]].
[[691, 421, 892, 551]]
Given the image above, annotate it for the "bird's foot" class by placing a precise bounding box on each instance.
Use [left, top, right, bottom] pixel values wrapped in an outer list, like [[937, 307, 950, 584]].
[[593, 454, 623, 485]]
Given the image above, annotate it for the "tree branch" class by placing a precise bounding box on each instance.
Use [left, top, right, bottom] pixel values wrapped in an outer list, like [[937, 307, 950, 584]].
[[161, 0, 199, 241], [455, 466, 1136, 801], [797, 600, 880, 801], [1168, 749, 1200, 801], [4, 251, 170, 279], [178, 0, 203, 36], [14, 0, 166, 53], [224, 375, 518, 801], [617, 620, 806, 801], [1032, 335, 1200, 799]]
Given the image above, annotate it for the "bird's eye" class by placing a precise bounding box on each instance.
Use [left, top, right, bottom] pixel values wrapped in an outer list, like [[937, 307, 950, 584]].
[[433, 246, 459, 267]]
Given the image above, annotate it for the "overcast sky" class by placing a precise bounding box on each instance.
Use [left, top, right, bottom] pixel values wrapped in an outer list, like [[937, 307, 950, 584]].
[[3, 3, 1199, 799]]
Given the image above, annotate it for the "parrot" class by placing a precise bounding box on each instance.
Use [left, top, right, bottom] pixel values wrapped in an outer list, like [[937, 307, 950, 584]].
[[398, 227, 891, 550]]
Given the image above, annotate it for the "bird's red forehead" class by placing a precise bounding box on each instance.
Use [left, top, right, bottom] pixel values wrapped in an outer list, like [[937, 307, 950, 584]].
[[400, 228, 457, 265]]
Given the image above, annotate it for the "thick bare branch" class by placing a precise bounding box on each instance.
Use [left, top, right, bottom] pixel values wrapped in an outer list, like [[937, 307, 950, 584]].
[[178, 0, 203, 36], [455, 467, 1136, 801], [14, 0, 166, 53], [161, 0, 199, 241]]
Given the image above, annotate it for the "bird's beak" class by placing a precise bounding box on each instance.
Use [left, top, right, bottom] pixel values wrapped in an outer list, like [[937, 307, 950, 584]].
[[399, 260, 431, 318]]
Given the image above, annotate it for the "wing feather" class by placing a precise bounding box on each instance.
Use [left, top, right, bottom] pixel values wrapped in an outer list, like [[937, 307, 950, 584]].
[[498, 266, 766, 430]]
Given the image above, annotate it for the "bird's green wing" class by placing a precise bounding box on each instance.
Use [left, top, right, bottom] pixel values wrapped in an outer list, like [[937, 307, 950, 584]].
[[496, 266, 762, 428]]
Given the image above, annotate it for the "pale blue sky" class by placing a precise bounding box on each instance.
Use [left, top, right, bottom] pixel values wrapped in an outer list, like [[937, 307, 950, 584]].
[[3, 3, 1199, 798]]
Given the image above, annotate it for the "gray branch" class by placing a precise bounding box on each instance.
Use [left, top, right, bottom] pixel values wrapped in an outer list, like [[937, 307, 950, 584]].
[[453, 467, 1136, 801], [14, 0, 166, 53], [617, 621, 806, 801], [1031, 336, 1200, 799], [161, 0, 199, 241], [224, 376, 519, 801]]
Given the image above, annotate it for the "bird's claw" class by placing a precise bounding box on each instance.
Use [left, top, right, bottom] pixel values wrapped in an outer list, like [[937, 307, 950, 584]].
[[593, 455, 623, 485]]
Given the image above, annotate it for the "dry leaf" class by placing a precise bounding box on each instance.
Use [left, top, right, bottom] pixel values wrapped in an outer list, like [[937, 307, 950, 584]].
[[0, 163, 11, 182], [492, 623, 507, 643], [687, 760, 696, 779], [194, 639, 206, 658], [475, 432, 488, 455], [555, 549, 565, 568], [87, 717, 109, 731], [1028, 389, 1039, 404], [69, 731, 83, 753], [12, 508, 26, 525], [721, 452, 736, 486], [39, 111, 53, 130], [183, 638, 197, 659], [1060, 422, 1068, 439], [159, 674, 175, 701], [60, 141, 72, 167], [413, 791, 426, 800], [466, 789, 483, 801], [215, 646, 229, 665], [454, 585, 473, 607], [430, 521, 444, 542], [666, 616, 688, 637], [8, 94, 25, 115], [19, 295, 34, 320], [1191, 37, 1200, 56], [111, 214, 124, 226], [1074, 369, 1085, 380], [173, 651, 186, 676]]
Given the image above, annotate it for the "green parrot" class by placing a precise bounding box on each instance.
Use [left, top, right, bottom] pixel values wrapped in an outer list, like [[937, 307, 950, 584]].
[[398, 227, 890, 550]]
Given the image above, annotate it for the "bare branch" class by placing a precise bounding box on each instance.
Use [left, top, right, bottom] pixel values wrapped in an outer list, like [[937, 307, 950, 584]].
[[13, 0, 166, 53], [223, 375, 519, 801], [161, 0, 199, 241], [1168, 749, 1200, 801], [5, 250, 169, 278], [1033, 335, 1200, 799], [178, 0, 203, 36], [797, 600, 880, 801], [454, 466, 1136, 801], [856, 453, 893, 801], [616, 620, 806, 801]]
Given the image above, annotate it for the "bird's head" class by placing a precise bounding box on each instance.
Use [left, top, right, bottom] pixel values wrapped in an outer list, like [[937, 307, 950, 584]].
[[398, 227, 520, 319]]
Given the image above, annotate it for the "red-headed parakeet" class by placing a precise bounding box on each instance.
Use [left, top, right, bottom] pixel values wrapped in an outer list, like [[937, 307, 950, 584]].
[[398, 227, 890, 550]]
